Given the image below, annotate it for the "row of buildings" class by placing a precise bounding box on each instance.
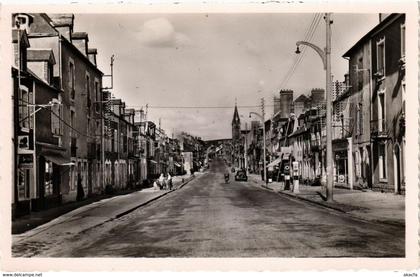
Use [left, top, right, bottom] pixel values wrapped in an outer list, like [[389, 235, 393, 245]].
[[230, 13, 405, 194], [12, 13, 206, 218]]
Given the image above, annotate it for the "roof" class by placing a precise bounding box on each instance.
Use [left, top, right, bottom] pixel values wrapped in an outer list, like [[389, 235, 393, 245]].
[[27, 13, 58, 35], [27, 48, 56, 64], [294, 94, 309, 103], [71, 32, 89, 40], [60, 36, 103, 76], [343, 13, 404, 57], [26, 68, 61, 93], [49, 14, 74, 27], [12, 29, 30, 46], [88, 48, 97, 54]]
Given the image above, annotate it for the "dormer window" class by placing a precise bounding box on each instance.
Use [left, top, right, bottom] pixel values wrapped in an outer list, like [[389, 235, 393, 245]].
[[27, 48, 56, 85]]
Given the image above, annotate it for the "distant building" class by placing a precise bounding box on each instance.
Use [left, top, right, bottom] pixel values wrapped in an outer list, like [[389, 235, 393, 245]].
[[309, 88, 325, 108], [293, 94, 310, 118]]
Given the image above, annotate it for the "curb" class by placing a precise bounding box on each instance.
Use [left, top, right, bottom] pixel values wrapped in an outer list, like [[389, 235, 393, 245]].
[[259, 182, 405, 228], [114, 175, 196, 219], [16, 175, 199, 241], [260, 184, 274, 191]]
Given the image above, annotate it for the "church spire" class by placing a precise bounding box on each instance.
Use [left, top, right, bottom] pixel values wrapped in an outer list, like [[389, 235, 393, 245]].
[[232, 101, 240, 126]]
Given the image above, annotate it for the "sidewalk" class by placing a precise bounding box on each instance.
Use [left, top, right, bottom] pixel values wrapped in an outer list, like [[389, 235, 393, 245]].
[[12, 173, 196, 235], [248, 174, 405, 227]]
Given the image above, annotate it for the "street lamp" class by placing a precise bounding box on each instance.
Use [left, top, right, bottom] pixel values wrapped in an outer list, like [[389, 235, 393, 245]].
[[295, 13, 333, 201], [249, 111, 266, 185]]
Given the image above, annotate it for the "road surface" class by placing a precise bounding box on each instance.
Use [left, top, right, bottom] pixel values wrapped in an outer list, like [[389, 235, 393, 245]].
[[13, 158, 405, 257]]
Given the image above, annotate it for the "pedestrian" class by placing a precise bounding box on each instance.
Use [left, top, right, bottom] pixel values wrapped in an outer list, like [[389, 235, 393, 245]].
[[167, 173, 172, 190], [153, 181, 160, 190], [159, 173, 165, 190], [76, 174, 84, 201]]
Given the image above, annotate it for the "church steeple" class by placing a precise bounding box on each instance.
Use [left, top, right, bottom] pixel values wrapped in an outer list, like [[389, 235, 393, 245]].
[[232, 102, 240, 126], [231, 100, 241, 142]]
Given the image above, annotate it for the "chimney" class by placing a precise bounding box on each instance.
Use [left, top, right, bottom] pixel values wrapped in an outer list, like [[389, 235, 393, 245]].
[[49, 14, 74, 41], [279, 89, 294, 118], [88, 48, 97, 66], [12, 13, 34, 33], [71, 32, 89, 56], [379, 13, 391, 23]]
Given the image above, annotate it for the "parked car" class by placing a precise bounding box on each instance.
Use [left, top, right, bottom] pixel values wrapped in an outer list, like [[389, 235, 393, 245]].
[[235, 170, 248, 182]]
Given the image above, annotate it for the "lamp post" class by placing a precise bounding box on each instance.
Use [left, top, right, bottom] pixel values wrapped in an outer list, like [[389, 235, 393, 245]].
[[295, 13, 333, 201], [249, 111, 266, 185]]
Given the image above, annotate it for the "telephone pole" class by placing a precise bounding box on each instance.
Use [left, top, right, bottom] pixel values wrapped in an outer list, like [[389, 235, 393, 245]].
[[325, 13, 333, 202], [261, 97, 267, 185]]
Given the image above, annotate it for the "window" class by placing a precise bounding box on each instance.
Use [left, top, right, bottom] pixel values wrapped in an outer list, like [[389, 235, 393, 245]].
[[401, 24, 405, 58], [376, 38, 385, 76], [378, 143, 387, 180], [69, 61, 75, 99], [70, 110, 75, 137], [356, 103, 363, 135], [87, 118, 90, 135], [44, 160, 53, 196], [357, 56, 363, 90], [17, 168, 30, 200], [51, 97, 61, 135], [95, 81, 100, 113], [19, 85, 30, 130], [96, 120, 100, 136], [378, 90, 385, 132], [86, 74, 90, 108]]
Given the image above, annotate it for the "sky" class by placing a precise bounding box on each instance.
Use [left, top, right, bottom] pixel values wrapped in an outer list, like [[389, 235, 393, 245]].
[[75, 13, 379, 140]]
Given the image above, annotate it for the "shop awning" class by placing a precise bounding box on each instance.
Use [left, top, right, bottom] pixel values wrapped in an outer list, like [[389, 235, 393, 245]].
[[43, 152, 73, 166], [266, 158, 282, 168], [174, 162, 181, 167], [149, 160, 157, 164]]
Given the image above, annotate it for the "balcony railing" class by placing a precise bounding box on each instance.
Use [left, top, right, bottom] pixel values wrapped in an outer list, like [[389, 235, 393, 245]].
[[370, 119, 388, 138]]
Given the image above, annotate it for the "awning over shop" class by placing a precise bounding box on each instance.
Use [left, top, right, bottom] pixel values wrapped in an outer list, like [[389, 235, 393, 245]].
[[42, 152, 73, 166], [174, 162, 181, 167], [149, 160, 157, 164], [266, 158, 282, 168]]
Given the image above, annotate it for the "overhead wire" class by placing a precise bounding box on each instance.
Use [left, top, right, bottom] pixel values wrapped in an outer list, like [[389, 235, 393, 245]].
[[279, 13, 323, 89]]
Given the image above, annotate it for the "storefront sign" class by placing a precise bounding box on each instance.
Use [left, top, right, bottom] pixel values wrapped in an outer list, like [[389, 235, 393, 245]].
[[19, 154, 33, 168]]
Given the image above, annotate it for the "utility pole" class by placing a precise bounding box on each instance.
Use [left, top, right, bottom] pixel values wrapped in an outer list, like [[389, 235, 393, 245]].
[[325, 13, 333, 202], [261, 97, 267, 185], [295, 13, 333, 201]]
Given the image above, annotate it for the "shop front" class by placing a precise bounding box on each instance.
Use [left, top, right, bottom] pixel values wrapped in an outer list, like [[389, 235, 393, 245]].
[[35, 150, 73, 210], [332, 139, 349, 187]]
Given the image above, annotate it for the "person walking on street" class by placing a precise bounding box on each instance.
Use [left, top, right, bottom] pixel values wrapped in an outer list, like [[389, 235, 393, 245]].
[[76, 174, 84, 201], [167, 173, 173, 190], [159, 173, 165, 190]]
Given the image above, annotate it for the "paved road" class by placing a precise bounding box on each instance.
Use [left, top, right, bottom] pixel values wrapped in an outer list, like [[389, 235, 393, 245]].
[[13, 158, 405, 257]]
